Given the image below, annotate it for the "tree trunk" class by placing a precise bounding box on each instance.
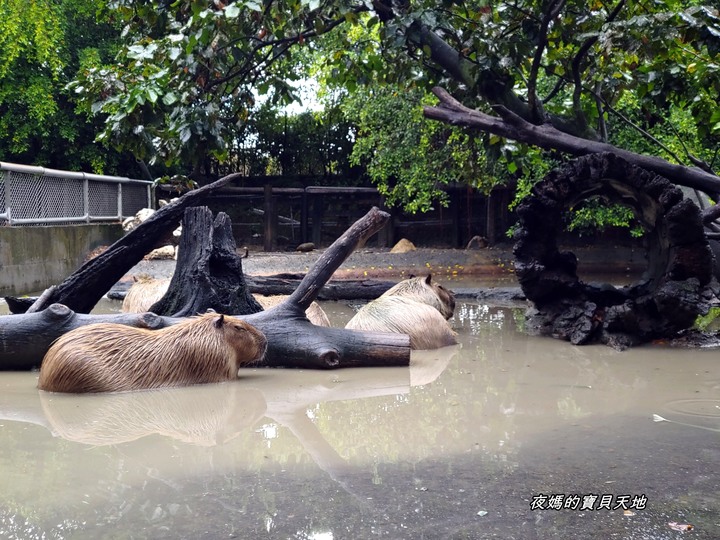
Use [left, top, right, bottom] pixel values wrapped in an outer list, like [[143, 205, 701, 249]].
[[0, 207, 411, 371], [148, 207, 263, 317]]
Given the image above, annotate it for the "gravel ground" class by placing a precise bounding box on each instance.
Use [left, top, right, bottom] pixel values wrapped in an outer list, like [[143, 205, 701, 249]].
[[125, 245, 518, 282]]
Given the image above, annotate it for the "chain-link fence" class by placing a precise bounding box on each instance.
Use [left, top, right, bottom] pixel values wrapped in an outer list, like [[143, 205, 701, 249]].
[[0, 162, 152, 226]]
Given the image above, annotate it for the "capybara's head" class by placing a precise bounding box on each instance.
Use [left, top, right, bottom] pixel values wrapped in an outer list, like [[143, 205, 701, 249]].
[[204, 313, 268, 366], [382, 274, 455, 319]]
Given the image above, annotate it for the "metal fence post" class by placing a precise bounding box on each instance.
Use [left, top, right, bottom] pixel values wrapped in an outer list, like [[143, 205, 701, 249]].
[[117, 182, 123, 220], [83, 176, 90, 223], [3, 171, 10, 225]]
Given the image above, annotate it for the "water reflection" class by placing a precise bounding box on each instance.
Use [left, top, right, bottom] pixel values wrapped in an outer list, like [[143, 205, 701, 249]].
[[0, 300, 718, 539]]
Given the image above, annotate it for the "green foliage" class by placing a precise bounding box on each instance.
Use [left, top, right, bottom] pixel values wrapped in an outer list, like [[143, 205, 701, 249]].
[[13, 0, 716, 204], [240, 102, 356, 179], [340, 85, 505, 213], [0, 0, 134, 174], [565, 198, 645, 238], [70, 0, 366, 171], [694, 306, 720, 331]]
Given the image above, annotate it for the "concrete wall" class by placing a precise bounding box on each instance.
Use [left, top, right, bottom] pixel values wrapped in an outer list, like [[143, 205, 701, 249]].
[[0, 224, 124, 296]]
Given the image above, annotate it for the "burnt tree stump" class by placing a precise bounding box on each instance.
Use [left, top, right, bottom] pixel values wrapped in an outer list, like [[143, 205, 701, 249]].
[[513, 152, 716, 349], [148, 207, 263, 317]]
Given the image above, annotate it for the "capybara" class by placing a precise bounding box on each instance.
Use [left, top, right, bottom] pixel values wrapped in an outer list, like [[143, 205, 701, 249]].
[[380, 274, 455, 319], [122, 277, 331, 326], [38, 313, 268, 393], [121, 275, 170, 313], [345, 274, 457, 350], [345, 296, 458, 349], [253, 294, 331, 327]]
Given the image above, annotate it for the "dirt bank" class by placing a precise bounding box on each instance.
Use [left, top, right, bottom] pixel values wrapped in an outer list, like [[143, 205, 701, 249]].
[[124, 243, 645, 283]]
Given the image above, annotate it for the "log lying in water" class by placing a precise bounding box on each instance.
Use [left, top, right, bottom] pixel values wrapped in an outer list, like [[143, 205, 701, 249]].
[[106, 274, 398, 302]]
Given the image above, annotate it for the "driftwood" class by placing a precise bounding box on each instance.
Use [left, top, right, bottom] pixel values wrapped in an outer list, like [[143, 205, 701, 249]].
[[424, 87, 720, 198], [0, 207, 411, 370], [8, 174, 243, 314], [513, 153, 716, 349]]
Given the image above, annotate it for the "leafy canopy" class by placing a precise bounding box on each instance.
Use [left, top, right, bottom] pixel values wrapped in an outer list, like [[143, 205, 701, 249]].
[[68, 0, 720, 201]]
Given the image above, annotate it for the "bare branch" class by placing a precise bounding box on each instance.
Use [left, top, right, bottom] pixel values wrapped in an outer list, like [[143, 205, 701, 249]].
[[424, 87, 720, 194], [527, 0, 565, 123]]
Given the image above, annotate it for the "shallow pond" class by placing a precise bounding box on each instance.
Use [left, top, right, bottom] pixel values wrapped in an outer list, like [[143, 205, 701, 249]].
[[0, 298, 718, 539]]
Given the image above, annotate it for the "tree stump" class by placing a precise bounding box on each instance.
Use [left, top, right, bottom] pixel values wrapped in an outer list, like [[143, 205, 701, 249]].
[[513, 152, 716, 349], [148, 207, 263, 317]]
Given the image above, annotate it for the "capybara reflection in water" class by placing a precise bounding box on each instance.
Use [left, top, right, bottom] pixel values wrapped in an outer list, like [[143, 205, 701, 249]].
[[38, 313, 268, 393], [121, 277, 330, 327], [345, 275, 457, 350]]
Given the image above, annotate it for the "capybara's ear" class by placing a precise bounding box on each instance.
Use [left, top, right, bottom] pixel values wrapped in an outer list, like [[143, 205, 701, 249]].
[[214, 314, 225, 328], [425, 274, 433, 284]]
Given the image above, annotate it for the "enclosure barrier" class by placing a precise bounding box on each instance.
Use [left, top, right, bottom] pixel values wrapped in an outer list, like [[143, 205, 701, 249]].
[[0, 162, 152, 226]]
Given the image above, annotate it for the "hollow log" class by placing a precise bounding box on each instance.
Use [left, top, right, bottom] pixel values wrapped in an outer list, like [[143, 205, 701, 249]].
[[7, 174, 242, 314], [0, 207, 411, 370], [513, 153, 716, 349]]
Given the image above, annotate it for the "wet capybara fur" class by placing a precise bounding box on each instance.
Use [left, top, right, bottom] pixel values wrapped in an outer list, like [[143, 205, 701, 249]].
[[381, 274, 456, 319], [121, 275, 170, 313], [38, 313, 268, 393], [253, 294, 331, 327], [345, 274, 457, 350]]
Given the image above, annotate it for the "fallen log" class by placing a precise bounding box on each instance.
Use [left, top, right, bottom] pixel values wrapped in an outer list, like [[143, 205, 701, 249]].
[[247, 275, 397, 300], [0, 207, 411, 370], [105, 274, 398, 302]]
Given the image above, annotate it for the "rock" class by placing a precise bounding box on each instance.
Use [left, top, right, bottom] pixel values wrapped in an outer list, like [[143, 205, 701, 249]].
[[122, 208, 156, 232], [466, 235, 488, 249], [146, 245, 176, 260], [390, 238, 416, 254], [296, 242, 315, 252]]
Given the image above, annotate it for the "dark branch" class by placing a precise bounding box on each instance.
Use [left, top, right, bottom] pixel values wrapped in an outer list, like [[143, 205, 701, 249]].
[[424, 87, 720, 194]]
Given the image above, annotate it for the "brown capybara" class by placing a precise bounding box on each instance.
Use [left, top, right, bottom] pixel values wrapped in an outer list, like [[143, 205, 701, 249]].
[[122, 277, 331, 326], [345, 274, 458, 350], [380, 274, 456, 319], [253, 294, 331, 327], [38, 313, 268, 393], [121, 275, 170, 313]]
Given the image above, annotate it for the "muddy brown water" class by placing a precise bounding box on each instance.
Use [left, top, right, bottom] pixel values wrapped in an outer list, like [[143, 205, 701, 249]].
[[0, 295, 718, 539]]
